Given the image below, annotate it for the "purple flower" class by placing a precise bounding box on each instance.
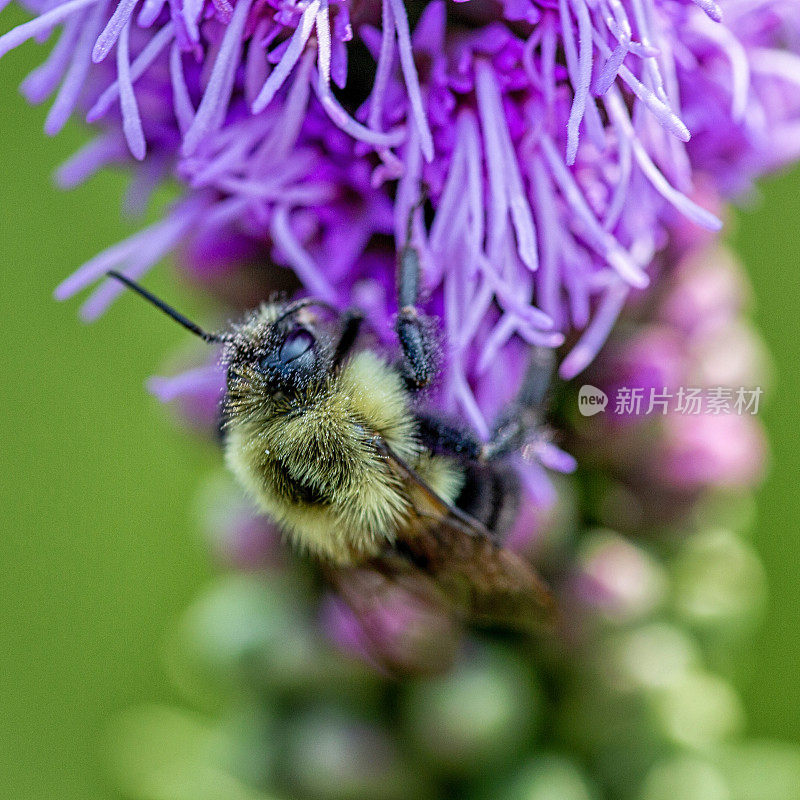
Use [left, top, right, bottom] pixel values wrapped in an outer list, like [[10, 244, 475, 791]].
[[0, 0, 416, 156], [362, 0, 800, 389], [3, 0, 798, 415], [3, 4, 794, 790], [0, 0, 792, 529]]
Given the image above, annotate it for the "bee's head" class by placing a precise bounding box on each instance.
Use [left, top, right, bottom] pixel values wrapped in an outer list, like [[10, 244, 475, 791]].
[[223, 299, 341, 413]]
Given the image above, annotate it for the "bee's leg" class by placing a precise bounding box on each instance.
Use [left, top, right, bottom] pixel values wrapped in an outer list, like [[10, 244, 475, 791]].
[[482, 346, 556, 461], [332, 308, 364, 368], [415, 413, 483, 460], [412, 348, 555, 461], [396, 213, 438, 390]]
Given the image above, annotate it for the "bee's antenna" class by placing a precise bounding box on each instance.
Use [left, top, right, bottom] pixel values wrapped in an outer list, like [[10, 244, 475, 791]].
[[106, 271, 226, 344]]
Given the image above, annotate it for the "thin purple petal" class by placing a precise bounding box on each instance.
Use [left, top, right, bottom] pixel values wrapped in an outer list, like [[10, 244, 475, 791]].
[[92, 0, 139, 64]]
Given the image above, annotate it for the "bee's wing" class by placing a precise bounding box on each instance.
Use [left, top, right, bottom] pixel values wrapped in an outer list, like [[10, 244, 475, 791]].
[[372, 437, 556, 629], [394, 509, 557, 629]]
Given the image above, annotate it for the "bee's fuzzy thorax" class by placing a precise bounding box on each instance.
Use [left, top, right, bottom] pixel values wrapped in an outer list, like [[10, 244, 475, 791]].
[[223, 348, 463, 564]]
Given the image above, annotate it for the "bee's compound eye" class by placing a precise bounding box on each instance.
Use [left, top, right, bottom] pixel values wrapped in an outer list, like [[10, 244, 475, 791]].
[[257, 328, 317, 378], [279, 329, 315, 363]]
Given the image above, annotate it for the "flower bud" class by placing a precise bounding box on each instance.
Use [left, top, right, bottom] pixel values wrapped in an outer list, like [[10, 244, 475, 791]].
[[320, 573, 460, 677], [651, 670, 745, 751], [166, 574, 353, 702], [657, 245, 750, 339], [401, 644, 541, 775], [687, 320, 769, 391], [280, 710, 432, 800], [491, 755, 599, 800], [672, 529, 766, 632], [639, 756, 731, 800], [599, 623, 700, 693], [571, 531, 667, 623], [655, 413, 767, 490]]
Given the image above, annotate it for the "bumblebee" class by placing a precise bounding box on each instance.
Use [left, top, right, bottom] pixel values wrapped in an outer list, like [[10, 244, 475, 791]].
[[106, 230, 558, 628]]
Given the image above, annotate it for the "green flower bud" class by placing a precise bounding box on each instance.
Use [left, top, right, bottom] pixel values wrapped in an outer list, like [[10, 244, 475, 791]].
[[166, 574, 375, 705], [599, 623, 701, 692], [400, 643, 542, 776], [572, 530, 667, 623], [493, 754, 598, 800], [278, 710, 432, 800], [639, 755, 731, 800], [672, 529, 766, 633], [651, 670, 744, 750]]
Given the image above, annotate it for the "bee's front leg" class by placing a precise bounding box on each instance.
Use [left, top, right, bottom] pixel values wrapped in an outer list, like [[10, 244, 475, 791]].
[[395, 204, 438, 391], [332, 308, 364, 368]]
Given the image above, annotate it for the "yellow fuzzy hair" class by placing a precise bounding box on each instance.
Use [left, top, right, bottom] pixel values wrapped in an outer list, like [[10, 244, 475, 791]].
[[224, 349, 464, 564]]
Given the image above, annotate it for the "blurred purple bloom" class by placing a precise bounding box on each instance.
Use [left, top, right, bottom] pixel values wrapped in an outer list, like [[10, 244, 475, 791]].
[[321, 580, 460, 676], [656, 412, 767, 489], [681, 0, 800, 196], [572, 242, 768, 527], [571, 530, 666, 622], [147, 358, 225, 429], [197, 473, 284, 568]]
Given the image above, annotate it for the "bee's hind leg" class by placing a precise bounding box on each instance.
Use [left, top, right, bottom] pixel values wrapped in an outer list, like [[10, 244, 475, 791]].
[[412, 346, 554, 462], [481, 346, 556, 461], [395, 202, 439, 391], [414, 413, 483, 460]]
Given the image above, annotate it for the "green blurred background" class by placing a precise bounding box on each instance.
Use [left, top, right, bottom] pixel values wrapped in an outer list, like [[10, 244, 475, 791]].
[[1, 16, 800, 799]]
